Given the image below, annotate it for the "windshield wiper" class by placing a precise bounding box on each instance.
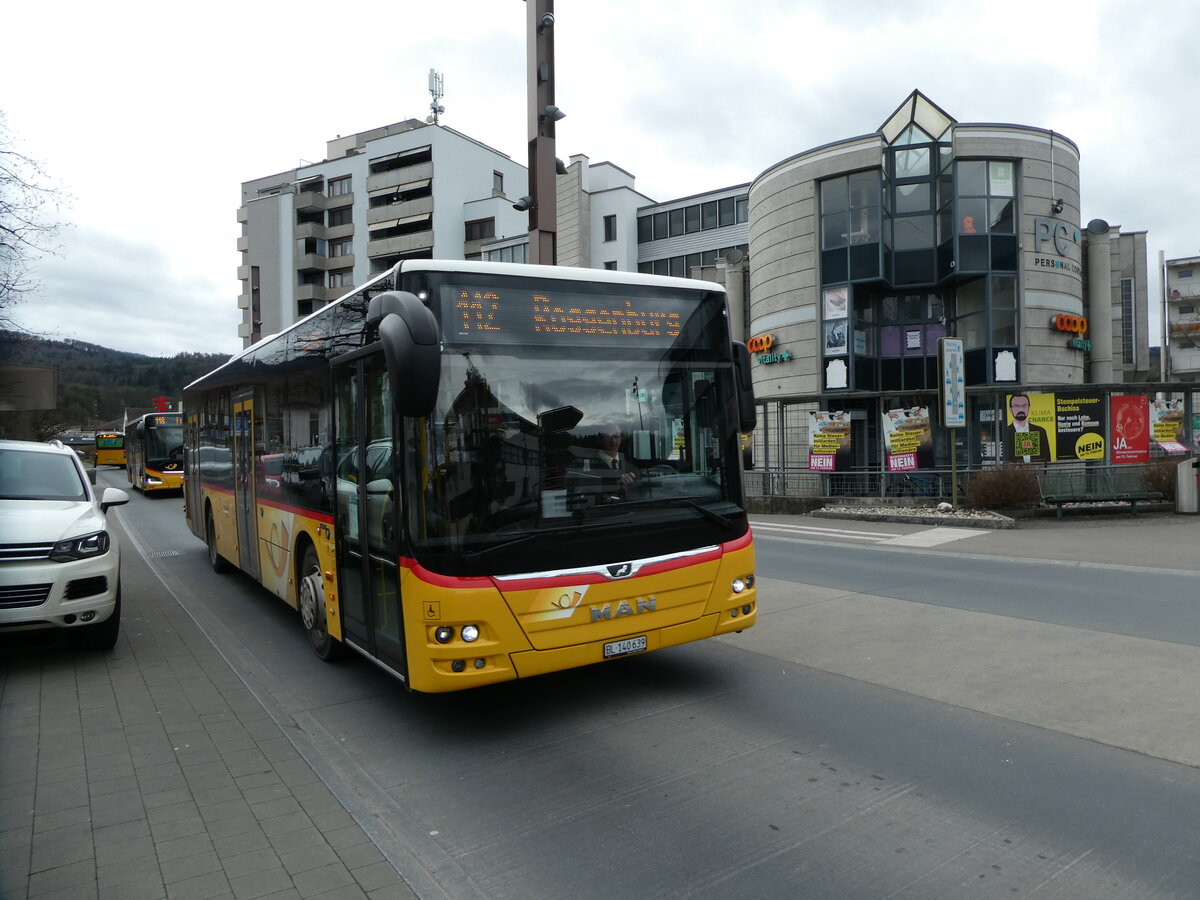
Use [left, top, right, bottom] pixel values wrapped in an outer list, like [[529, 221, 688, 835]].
[[612, 496, 740, 529], [463, 517, 632, 562]]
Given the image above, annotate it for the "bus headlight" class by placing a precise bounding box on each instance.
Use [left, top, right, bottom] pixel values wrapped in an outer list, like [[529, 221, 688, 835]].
[[434, 625, 454, 644], [461, 624, 480, 643], [732, 578, 746, 594]]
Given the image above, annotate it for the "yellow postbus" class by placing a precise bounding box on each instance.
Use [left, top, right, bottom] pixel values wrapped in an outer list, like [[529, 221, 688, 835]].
[[183, 260, 758, 693], [94, 432, 125, 467], [126, 413, 184, 493]]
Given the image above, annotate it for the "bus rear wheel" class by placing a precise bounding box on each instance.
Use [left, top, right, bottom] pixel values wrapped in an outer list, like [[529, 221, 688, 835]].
[[299, 545, 344, 662]]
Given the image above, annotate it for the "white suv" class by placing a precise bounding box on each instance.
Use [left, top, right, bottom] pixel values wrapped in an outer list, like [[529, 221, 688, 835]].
[[0, 439, 130, 649]]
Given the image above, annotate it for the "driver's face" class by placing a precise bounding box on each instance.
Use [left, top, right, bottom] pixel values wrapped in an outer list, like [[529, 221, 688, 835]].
[[1010, 397, 1030, 421]]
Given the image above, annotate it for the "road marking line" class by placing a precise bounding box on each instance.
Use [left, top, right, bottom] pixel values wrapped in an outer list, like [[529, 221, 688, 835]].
[[882, 527, 987, 547], [752, 522, 890, 542]]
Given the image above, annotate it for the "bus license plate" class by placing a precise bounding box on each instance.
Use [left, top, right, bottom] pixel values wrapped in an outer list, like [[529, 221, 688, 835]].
[[604, 635, 647, 659]]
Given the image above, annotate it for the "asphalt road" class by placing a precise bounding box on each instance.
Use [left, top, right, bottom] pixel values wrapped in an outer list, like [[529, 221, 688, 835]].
[[108, 472, 1200, 898]]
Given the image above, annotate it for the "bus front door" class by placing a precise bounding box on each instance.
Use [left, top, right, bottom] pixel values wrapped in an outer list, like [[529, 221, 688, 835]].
[[334, 353, 407, 678], [232, 395, 259, 575]]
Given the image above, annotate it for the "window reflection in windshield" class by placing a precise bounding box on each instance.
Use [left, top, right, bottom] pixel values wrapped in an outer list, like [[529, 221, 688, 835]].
[[406, 350, 742, 553]]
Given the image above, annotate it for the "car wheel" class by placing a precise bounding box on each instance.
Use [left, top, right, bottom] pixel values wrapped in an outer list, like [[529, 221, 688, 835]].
[[299, 545, 344, 662], [207, 508, 231, 573], [71, 583, 121, 651]]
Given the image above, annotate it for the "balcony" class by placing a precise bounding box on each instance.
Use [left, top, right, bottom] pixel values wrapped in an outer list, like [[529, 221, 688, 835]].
[[237, 321, 253, 339], [295, 190, 327, 213], [367, 194, 434, 226], [294, 221, 327, 240], [237, 264, 252, 281], [236, 206, 248, 224], [296, 283, 332, 304], [236, 235, 249, 252], [237, 292, 252, 310], [1167, 287, 1200, 302], [295, 254, 331, 272], [366, 161, 434, 195], [325, 190, 354, 210], [367, 230, 434, 259]]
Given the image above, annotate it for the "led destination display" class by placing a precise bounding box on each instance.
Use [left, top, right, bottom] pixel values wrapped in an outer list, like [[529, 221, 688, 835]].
[[445, 284, 693, 348]]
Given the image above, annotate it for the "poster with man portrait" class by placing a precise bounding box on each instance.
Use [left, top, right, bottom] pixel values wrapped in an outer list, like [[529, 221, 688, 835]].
[[1004, 393, 1055, 462]]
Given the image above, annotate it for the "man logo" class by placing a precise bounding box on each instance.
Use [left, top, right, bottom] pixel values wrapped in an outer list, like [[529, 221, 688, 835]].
[[747, 334, 774, 353], [606, 563, 633, 579]]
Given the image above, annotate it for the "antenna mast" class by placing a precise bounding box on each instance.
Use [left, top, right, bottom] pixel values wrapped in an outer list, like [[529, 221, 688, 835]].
[[427, 69, 445, 124]]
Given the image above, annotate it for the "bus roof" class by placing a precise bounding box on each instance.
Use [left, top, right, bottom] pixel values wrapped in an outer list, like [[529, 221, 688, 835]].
[[188, 260, 728, 391]]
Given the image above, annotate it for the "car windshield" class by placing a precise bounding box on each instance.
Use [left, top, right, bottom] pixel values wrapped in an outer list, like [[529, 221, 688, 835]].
[[0, 449, 86, 501]]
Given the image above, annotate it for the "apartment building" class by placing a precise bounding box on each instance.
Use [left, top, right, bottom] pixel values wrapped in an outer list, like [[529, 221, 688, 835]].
[[1163, 255, 1200, 379], [236, 120, 527, 346]]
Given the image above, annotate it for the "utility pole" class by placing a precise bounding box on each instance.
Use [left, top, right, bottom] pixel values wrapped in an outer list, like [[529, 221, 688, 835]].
[[525, 0, 560, 264]]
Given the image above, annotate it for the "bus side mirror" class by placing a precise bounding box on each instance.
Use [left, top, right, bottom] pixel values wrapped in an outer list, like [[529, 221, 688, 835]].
[[733, 341, 757, 433], [369, 291, 441, 418]]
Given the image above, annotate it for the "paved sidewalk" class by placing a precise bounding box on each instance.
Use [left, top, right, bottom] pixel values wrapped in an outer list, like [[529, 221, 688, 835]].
[[0, 519, 417, 900]]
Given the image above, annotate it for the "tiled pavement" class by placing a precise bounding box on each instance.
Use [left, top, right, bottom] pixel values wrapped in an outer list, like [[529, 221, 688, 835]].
[[0, 535, 419, 900]]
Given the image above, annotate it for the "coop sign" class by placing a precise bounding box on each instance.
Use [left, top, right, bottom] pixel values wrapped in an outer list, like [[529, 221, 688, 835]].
[[1052, 314, 1088, 336], [748, 332, 792, 365]]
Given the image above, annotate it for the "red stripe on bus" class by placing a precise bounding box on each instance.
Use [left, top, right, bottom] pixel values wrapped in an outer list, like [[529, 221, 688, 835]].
[[398, 529, 752, 592], [256, 496, 335, 525]]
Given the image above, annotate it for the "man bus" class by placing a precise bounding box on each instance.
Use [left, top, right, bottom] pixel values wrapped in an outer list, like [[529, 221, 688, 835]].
[[94, 432, 125, 467], [125, 412, 184, 492], [183, 260, 758, 693]]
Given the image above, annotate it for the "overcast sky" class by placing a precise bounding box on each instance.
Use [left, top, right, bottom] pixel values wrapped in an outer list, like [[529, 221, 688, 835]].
[[3, 0, 1197, 359]]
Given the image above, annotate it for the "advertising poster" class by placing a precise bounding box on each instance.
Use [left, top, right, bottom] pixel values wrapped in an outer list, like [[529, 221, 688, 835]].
[[882, 407, 932, 472], [1110, 395, 1149, 464], [808, 410, 851, 471], [1151, 398, 1187, 452], [1004, 393, 1055, 462], [1054, 392, 1106, 461]]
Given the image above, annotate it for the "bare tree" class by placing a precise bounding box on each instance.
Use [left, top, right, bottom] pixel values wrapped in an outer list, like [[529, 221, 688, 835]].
[[0, 110, 67, 330]]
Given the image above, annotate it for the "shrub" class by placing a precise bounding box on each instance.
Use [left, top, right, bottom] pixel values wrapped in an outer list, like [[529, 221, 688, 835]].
[[966, 464, 1041, 509], [1143, 459, 1177, 502]]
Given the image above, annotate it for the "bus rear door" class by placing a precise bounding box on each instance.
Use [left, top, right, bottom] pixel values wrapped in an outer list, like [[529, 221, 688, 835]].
[[232, 394, 259, 575]]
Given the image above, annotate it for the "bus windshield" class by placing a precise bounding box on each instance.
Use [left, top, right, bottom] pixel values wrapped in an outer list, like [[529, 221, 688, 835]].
[[146, 422, 184, 466], [406, 279, 746, 574]]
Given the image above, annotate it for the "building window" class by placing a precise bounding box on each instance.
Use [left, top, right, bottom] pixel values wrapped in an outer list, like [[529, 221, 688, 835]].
[[330, 238, 353, 257], [603, 261, 617, 270], [493, 171, 503, 194], [328, 268, 354, 288], [328, 176, 351, 196], [603, 215, 617, 242], [1179, 270, 1194, 278], [465, 218, 495, 242], [328, 207, 353, 228], [636, 194, 750, 244], [296, 237, 327, 256], [485, 244, 527, 264], [1120, 277, 1135, 366]]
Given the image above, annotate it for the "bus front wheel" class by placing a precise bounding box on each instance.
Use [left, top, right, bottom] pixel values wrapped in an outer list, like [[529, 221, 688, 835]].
[[206, 509, 231, 573], [299, 545, 344, 662]]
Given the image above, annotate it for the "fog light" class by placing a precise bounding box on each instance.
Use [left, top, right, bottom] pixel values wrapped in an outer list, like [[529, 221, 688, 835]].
[[435, 625, 454, 644], [732, 578, 746, 594], [461, 624, 479, 643], [80, 611, 97, 622], [474, 658, 485, 669], [730, 608, 739, 618], [742, 604, 752, 615], [451, 659, 466, 673]]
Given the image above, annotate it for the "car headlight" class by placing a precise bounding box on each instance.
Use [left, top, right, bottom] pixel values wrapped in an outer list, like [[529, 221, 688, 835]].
[[50, 531, 110, 562]]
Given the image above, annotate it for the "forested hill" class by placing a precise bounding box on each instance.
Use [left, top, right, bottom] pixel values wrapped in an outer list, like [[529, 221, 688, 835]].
[[0, 331, 230, 435]]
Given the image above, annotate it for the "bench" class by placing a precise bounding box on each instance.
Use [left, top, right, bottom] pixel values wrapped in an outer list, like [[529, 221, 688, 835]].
[[1037, 470, 1163, 518]]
